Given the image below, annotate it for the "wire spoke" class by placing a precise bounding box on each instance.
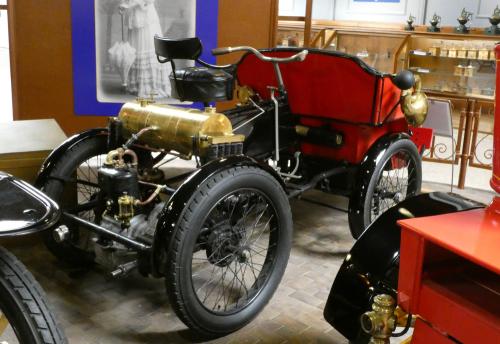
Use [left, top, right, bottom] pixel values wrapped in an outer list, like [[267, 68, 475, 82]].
[[191, 188, 278, 314], [370, 150, 416, 223]]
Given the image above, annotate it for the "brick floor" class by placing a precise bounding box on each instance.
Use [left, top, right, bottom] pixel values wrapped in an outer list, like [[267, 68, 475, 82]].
[[2, 183, 493, 343]]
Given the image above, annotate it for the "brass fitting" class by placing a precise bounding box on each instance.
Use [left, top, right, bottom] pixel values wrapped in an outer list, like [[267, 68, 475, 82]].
[[116, 194, 135, 226], [236, 85, 255, 105], [104, 148, 138, 168], [360, 294, 397, 344], [137, 96, 156, 107], [204, 106, 217, 114], [105, 149, 124, 167]]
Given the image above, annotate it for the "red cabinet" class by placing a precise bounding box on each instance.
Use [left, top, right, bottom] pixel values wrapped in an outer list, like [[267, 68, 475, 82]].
[[398, 206, 500, 343]]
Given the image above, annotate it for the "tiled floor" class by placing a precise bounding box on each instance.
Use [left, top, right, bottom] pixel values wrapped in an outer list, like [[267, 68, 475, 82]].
[[2, 182, 494, 344]]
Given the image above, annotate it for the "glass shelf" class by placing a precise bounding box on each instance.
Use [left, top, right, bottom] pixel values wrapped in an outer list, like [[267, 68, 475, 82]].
[[408, 36, 496, 102]]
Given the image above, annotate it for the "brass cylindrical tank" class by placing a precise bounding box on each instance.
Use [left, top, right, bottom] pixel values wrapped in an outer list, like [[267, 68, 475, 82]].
[[118, 102, 243, 158]]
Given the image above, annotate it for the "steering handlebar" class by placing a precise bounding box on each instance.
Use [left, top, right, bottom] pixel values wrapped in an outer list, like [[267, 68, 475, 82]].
[[212, 46, 308, 64]]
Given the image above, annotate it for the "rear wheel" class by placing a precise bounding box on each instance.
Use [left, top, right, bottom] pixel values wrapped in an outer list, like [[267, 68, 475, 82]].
[[348, 139, 421, 239], [165, 166, 292, 337]]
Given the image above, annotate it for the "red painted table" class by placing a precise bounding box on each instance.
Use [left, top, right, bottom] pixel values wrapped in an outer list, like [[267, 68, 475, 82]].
[[398, 200, 500, 344]]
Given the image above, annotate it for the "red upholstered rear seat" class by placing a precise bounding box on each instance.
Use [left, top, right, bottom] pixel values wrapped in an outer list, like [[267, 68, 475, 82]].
[[236, 49, 409, 163], [236, 49, 404, 125]]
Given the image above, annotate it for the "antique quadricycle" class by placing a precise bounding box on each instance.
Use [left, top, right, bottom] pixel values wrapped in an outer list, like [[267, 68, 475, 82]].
[[36, 36, 429, 336]]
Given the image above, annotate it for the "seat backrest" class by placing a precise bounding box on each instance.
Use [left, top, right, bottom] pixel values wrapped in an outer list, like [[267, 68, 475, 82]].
[[154, 36, 203, 61], [236, 49, 403, 125], [423, 99, 453, 138]]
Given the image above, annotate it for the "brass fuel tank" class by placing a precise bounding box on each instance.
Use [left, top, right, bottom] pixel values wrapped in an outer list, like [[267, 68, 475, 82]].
[[118, 102, 244, 159]]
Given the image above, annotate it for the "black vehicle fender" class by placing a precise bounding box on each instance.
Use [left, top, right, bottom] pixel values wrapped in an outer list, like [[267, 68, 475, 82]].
[[348, 132, 416, 231], [325, 192, 484, 342], [151, 155, 285, 277], [0, 172, 60, 236], [35, 128, 109, 189]]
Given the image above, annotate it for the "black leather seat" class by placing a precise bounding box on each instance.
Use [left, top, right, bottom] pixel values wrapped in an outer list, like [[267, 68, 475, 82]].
[[154, 36, 235, 103]]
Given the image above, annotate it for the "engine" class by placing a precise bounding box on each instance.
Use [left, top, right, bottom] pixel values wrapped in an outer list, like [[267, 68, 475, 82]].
[[88, 100, 247, 273], [92, 148, 165, 271]]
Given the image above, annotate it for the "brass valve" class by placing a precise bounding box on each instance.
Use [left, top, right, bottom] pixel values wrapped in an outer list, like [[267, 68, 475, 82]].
[[361, 294, 397, 344]]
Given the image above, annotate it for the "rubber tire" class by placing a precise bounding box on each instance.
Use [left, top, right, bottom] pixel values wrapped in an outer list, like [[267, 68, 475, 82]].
[[0, 246, 66, 343], [41, 135, 108, 267], [348, 139, 421, 239], [165, 166, 293, 337]]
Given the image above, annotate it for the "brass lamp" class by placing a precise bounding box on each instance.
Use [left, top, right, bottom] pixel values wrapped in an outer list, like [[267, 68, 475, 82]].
[[401, 75, 428, 127]]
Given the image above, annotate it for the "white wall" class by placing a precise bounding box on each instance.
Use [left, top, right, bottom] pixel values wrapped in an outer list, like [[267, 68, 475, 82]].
[[334, 0, 425, 23], [425, 0, 499, 27], [279, 0, 335, 20], [279, 0, 500, 27]]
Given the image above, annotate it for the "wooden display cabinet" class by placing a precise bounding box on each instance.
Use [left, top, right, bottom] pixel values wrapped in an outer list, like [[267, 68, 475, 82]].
[[407, 35, 497, 102], [333, 31, 409, 73]]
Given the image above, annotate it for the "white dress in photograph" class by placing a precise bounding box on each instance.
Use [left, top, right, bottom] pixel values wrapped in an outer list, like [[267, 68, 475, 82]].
[[124, 0, 171, 98]]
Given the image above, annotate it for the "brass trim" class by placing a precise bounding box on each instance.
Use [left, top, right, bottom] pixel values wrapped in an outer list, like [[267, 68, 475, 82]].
[[0, 314, 9, 335]]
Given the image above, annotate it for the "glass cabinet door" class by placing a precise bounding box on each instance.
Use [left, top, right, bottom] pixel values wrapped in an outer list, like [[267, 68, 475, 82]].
[[408, 36, 496, 101], [334, 31, 409, 73]]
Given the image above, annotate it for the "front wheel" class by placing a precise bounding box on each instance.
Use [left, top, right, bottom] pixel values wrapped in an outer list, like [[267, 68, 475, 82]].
[[0, 246, 66, 343], [348, 139, 422, 239], [165, 166, 293, 337]]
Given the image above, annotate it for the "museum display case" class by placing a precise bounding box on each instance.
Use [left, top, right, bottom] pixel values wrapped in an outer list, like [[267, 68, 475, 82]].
[[332, 31, 409, 73], [277, 27, 409, 73], [408, 36, 496, 101]]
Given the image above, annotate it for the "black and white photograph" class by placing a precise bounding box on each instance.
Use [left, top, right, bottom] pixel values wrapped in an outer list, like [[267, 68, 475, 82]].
[[95, 0, 196, 103]]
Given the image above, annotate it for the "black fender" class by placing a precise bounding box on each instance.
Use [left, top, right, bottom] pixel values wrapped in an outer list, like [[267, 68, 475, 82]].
[[324, 192, 484, 343], [348, 132, 417, 235], [151, 155, 285, 277], [35, 128, 109, 188], [0, 172, 60, 236]]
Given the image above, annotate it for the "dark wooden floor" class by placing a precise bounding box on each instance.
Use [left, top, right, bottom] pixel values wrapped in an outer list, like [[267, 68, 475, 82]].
[[3, 184, 492, 343]]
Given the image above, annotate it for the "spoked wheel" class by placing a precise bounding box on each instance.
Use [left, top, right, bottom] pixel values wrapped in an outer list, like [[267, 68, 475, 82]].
[[349, 139, 421, 239], [193, 190, 277, 313], [0, 246, 66, 343], [166, 166, 292, 337], [40, 135, 108, 266], [369, 149, 419, 222]]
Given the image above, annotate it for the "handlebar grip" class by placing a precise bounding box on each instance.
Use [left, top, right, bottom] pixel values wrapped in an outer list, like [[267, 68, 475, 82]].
[[212, 47, 232, 56], [295, 50, 308, 62]]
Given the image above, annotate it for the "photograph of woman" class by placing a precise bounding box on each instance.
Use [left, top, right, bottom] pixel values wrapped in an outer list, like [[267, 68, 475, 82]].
[[120, 0, 170, 98], [95, 0, 196, 103]]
